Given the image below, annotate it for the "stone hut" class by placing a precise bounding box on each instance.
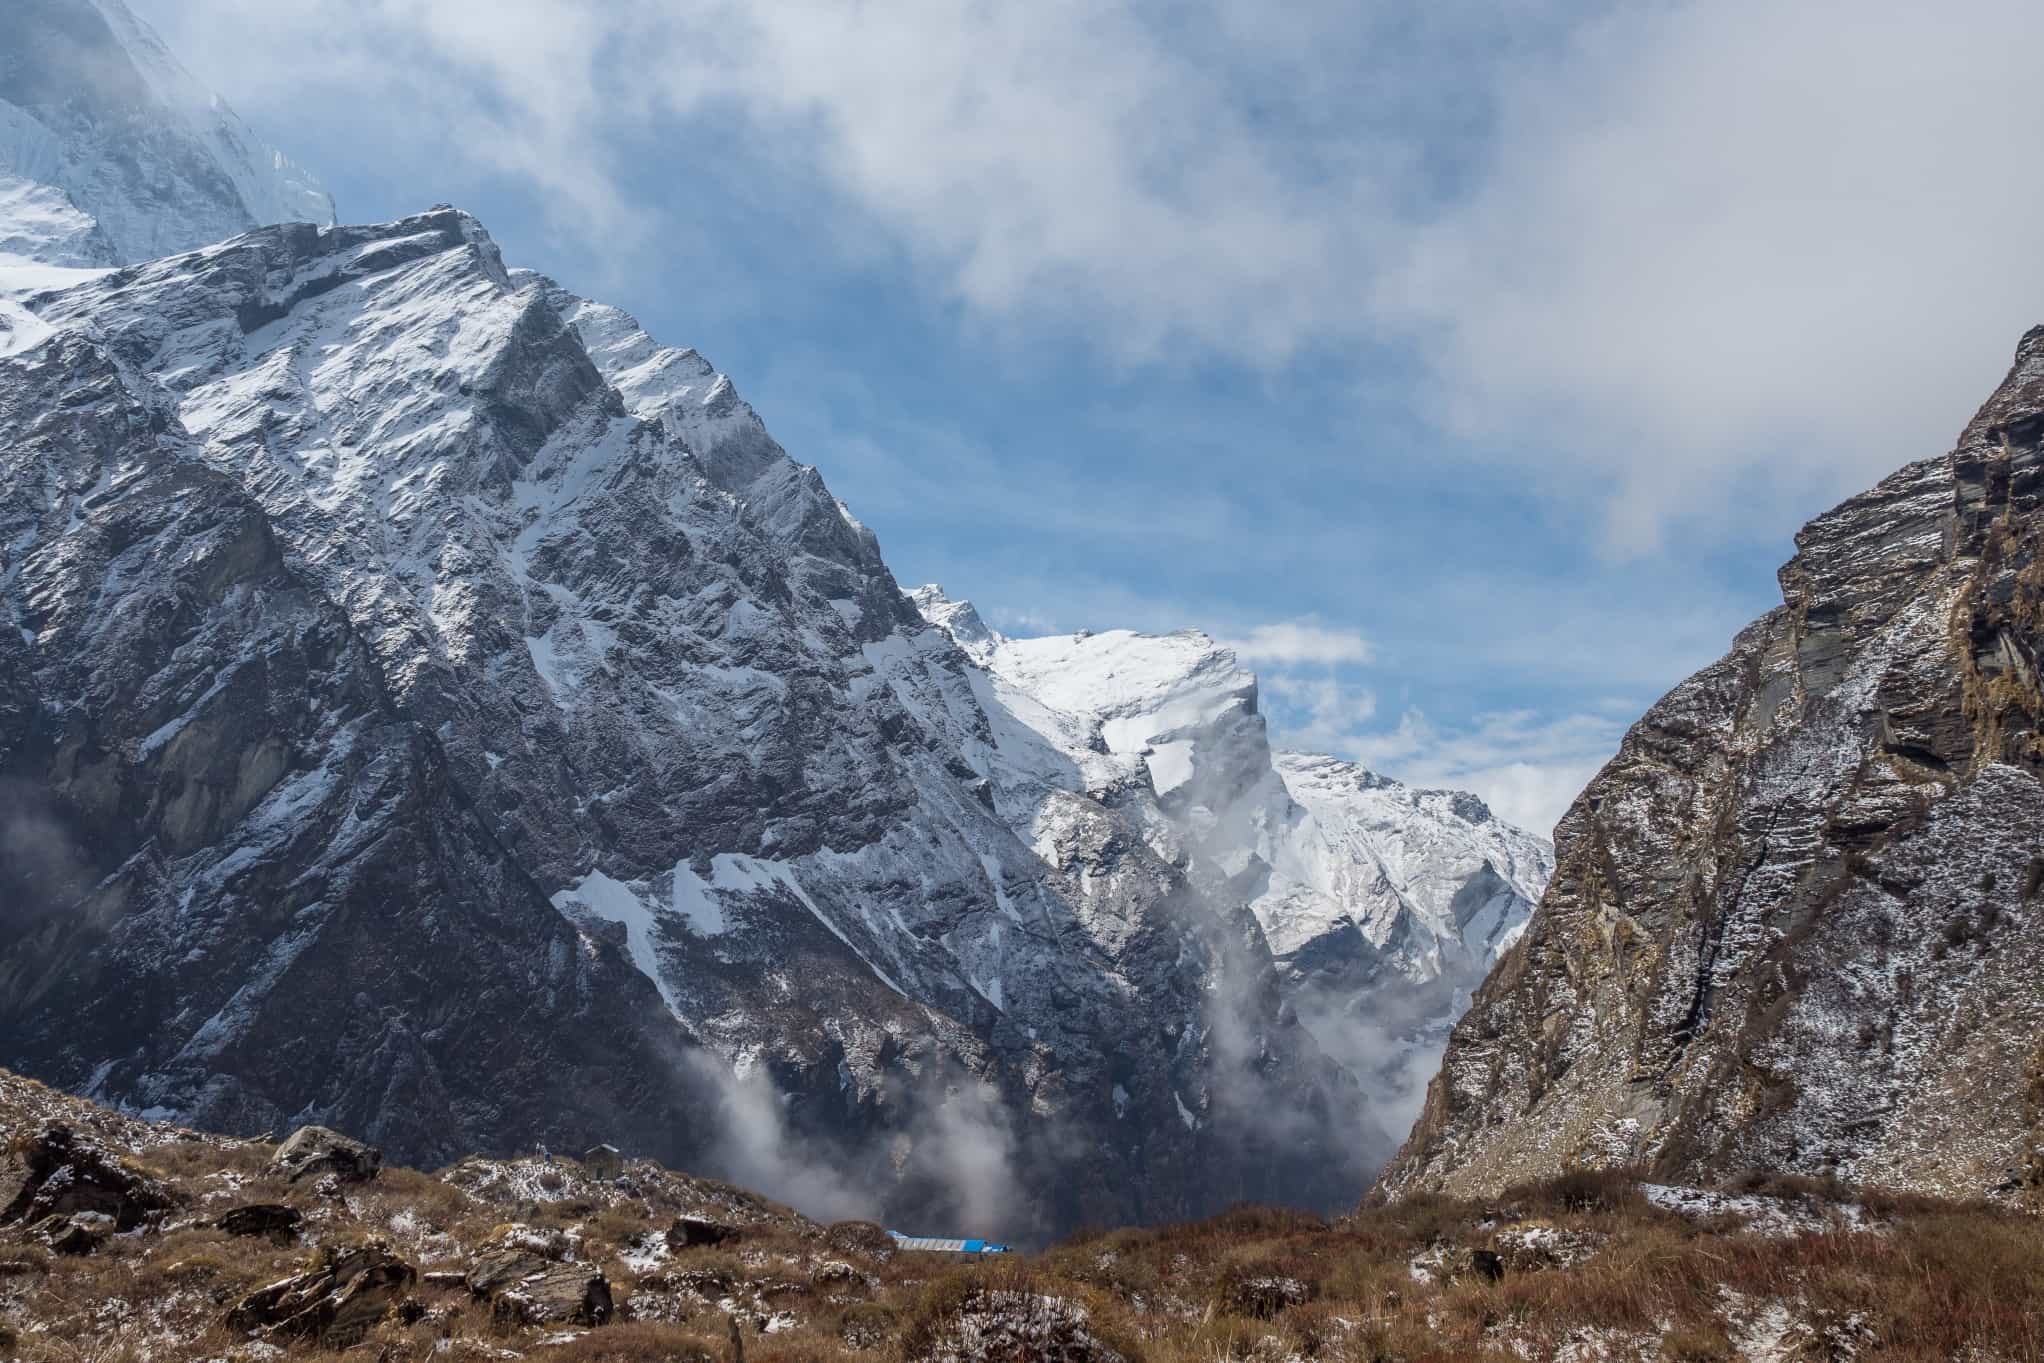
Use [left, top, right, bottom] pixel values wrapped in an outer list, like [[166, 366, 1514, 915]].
[[582, 1144, 623, 1181]]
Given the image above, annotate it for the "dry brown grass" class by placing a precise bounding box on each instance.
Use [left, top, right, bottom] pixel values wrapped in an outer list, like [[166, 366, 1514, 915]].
[[5, 1085, 2041, 1363]]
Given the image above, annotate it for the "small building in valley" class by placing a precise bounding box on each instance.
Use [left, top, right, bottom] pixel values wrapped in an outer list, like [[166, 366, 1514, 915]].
[[582, 1144, 623, 1180]]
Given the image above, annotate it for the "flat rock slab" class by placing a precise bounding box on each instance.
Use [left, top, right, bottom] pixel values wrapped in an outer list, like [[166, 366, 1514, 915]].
[[488, 1262, 613, 1327]]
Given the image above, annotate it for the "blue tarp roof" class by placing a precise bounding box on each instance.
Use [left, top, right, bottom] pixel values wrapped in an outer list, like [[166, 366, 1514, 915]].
[[887, 1231, 1011, 1254]]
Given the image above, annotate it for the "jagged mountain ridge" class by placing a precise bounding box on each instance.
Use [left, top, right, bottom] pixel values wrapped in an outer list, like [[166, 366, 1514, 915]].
[[1379, 327, 2044, 1203]]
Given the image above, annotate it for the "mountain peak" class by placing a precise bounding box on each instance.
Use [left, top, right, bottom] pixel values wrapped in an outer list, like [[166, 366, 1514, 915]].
[[909, 584, 1003, 662]]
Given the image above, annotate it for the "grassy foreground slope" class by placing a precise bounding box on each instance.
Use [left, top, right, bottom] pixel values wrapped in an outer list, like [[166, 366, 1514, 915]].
[[1, 1068, 2038, 1363]]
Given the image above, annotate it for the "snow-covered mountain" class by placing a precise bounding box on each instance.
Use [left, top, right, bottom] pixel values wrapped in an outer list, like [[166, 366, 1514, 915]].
[[908, 589, 1552, 1111], [0, 206, 1361, 1234], [2, 0, 333, 267], [0, 0, 1551, 1235]]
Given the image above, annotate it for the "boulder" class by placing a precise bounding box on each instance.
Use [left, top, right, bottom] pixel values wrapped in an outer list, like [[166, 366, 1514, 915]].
[[1434, 1246, 1505, 1283], [228, 1240, 416, 1346], [272, 1126, 381, 1183], [464, 1225, 610, 1326], [487, 1262, 614, 1327], [666, 1214, 739, 1250], [0, 1124, 174, 1231], [904, 1289, 1127, 1363], [464, 1224, 571, 1296], [824, 1220, 895, 1259], [26, 1211, 113, 1255], [466, 1245, 553, 1298], [812, 1260, 867, 1291], [214, 1203, 303, 1242]]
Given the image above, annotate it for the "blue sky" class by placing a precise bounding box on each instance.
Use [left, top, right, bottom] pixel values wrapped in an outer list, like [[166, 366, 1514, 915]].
[[130, 0, 2044, 834]]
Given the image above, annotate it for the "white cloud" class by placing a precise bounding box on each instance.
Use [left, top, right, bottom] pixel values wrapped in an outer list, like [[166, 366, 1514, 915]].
[[1347, 707, 1626, 837], [1263, 674, 1380, 752], [1224, 621, 1374, 667], [132, 0, 2044, 549], [1385, 0, 2044, 547], [1258, 674, 1625, 837]]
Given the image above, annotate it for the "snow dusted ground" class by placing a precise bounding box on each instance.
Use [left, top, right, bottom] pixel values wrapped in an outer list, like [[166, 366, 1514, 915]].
[[1640, 1184, 1869, 1237]]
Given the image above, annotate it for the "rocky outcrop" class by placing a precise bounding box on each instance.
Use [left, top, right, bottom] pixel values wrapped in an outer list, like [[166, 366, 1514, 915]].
[[274, 1126, 381, 1184], [24, 1210, 111, 1254], [904, 1289, 1131, 1363], [466, 1227, 614, 1327], [668, 1214, 739, 1249], [1379, 328, 2044, 1203], [214, 1202, 304, 1241], [488, 1262, 615, 1328], [0, 1123, 172, 1230], [228, 1240, 417, 1347]]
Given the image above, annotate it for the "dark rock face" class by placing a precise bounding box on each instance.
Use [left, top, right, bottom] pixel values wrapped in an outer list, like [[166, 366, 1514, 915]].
[[0, 1123, 172, 1230], [1380, 328, 2044, 1203], [274, 1126, 380, 1184], [0, 335, 712, 1173]]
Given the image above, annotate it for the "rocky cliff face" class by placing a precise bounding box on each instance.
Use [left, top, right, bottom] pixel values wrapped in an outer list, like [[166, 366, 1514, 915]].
[[0, 330, 709, 1168], [1379, 329, 2044, 1203]]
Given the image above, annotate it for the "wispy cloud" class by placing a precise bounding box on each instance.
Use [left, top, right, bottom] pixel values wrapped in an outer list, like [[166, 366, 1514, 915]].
[[1256, 667, 1625, 837], [1349, 707, 1625, 836], [1262, 674, 1381, 750], [1224, 621, 1373, 667], [138, 0, 2044, 547]]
